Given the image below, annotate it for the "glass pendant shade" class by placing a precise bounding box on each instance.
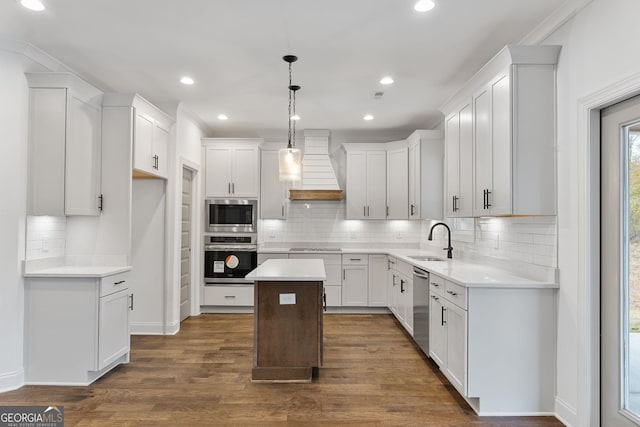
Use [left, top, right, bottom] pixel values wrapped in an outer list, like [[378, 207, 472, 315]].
[[278, 147, 302, 182]]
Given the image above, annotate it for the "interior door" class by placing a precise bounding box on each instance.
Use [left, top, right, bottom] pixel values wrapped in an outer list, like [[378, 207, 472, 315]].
[[601, 94, 640, 426], [180, 168, 193, 322]]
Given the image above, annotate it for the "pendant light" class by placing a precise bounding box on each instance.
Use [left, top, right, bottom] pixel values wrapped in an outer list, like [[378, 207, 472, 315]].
[[279, 55, 302, 182]]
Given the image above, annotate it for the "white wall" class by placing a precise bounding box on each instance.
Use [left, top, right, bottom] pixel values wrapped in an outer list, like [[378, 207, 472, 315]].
[[542, 0, 640, 424], [168, 104, 204, 326], [0, 51, 29, 391]]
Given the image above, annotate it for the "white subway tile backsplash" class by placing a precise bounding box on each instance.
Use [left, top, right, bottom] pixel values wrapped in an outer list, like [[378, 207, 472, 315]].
[[26, 216, 67, 260]]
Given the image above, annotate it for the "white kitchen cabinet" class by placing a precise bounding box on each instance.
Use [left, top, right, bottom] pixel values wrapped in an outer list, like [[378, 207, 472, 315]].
[[24, 271, 132, 385], [386, 146, 408, 219], [260, 150, 286, 219], [407, 130, 445, 220], [444, 101, 473, 217], [368, 255, 388, 306], [342, 254, 368, 306], [132, 101, 172, 179], [203, 139, 260, 198], [345, 150, 387, 219], [442, 45, 560, 218], [429, 292, 446, 367], [290, 253, 342, 307], [26, 74, 103, 216], [387, 258, 413, 335]]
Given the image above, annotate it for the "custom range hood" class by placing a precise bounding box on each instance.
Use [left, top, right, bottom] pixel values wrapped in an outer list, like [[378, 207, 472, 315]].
[[289, 130, 343, 201]]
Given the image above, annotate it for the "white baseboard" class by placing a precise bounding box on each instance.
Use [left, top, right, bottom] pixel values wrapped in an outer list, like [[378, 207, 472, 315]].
[[555, 396, 577, 426], [131, 322, 180, 335], [0, 369, 24, 393]]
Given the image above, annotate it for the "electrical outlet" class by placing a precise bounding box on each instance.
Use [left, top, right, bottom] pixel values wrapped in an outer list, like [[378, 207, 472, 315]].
[[268, 229, 276, 238], [42, 236, 49, 252], [396, 231, 402, 240]]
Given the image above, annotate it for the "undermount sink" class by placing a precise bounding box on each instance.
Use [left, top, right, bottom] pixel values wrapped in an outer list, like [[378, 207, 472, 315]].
[[408, 255, 445, 262]]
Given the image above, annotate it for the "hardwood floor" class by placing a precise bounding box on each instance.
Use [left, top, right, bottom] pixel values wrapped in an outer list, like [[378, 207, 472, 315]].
[[0, 314, 563, 426]]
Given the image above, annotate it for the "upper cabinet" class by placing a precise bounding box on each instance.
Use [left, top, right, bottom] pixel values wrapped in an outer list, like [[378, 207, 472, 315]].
[[203, 139, 261, 198], [344, 149, 387, 219], [102, 93, 174, 180], [441, 45, 561, 217], [260, 149, 287, 219], [407, 130, 445, 220], [26, 73, 103, 216], [386, 145, 409, 220]]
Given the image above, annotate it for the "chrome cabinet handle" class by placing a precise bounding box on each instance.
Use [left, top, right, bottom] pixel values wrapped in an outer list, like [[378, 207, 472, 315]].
[[129, 294, 134, 310], [224, 295, 236, 299]]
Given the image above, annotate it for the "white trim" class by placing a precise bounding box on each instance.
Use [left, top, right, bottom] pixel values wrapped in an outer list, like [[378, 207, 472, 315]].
[[519, 0, 595, 45], [576, 72, 640, 427], [476, 411, 558, 417], [177, 103, 213, 135], [164, 321, 179, 336], [131, 322, 166, 335], [0, 369, 24, 393], [555, 396, 578, 427]]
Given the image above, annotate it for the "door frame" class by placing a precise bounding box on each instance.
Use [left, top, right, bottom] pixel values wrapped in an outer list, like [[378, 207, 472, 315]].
[[577, 72, 640, 427], [179, 158, 201, 317]]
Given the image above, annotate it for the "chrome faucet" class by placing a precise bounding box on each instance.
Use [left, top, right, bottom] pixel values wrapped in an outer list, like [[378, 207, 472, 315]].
[[427, 222, 453, 259]]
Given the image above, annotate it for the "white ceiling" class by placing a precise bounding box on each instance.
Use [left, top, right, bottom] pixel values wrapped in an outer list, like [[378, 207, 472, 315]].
[[0, 0, 565, 136]]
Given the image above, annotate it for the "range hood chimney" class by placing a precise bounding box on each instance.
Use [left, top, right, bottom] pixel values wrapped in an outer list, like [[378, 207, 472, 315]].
[[289, 130, 343, 201]]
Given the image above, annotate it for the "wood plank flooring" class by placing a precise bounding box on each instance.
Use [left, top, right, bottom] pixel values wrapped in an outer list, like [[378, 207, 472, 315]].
[[0, 314, 563, 426]]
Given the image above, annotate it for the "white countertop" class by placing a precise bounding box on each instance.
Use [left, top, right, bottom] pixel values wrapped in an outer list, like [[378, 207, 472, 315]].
[[24, 265, 132, 278], [258, 246, 557, 289], [246, 259, 326, 281]]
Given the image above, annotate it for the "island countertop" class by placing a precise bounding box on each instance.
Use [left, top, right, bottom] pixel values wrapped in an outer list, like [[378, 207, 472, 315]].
[[246, 259, 326, 281]]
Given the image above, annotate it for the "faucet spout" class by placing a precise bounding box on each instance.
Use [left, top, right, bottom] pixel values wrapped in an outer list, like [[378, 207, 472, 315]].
[[427, 222, 453, 259]]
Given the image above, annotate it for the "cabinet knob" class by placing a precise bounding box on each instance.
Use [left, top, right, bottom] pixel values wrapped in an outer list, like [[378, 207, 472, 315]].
[[447, 290, 458, 297]]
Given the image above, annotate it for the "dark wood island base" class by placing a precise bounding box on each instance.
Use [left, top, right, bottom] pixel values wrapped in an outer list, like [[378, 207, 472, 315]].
[[252, 280, 324, 383]]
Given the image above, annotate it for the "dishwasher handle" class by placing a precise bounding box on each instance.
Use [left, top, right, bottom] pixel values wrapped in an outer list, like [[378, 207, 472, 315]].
[[412, 268, 429, 279]]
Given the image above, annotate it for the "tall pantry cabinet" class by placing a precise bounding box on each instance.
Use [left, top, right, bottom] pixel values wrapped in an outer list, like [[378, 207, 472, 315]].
[[102, 94, 175, 335]]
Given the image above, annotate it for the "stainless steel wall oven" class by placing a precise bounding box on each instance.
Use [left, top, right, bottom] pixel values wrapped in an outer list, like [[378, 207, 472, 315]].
[[203, 235, 257, 284]]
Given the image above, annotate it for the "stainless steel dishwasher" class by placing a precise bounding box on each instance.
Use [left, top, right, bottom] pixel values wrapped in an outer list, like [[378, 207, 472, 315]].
[[413, 266, 430, 356]]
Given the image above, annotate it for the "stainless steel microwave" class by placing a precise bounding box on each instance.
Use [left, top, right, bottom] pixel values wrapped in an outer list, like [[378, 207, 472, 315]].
[[206, 199, 257, 233]]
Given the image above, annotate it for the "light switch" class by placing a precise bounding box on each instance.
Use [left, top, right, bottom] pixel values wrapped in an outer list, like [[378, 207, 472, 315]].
[[279, 293, 296, 305]]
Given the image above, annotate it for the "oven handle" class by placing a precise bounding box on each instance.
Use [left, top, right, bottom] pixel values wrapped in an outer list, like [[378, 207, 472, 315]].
[[204, 245, 258, 251]]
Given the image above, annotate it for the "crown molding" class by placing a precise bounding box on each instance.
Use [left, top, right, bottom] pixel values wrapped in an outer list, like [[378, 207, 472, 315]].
[[519, 0, 595, 45]]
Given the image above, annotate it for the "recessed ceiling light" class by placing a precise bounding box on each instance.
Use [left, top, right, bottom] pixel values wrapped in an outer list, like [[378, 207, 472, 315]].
[[290, 115, 300, 121], [180, 76, 194, 85], [414, 0, 435, 12], [20, 0, 45, 11], [380, 76, 394, 85], [363, 115, 374, 121], [217, 114, 228, 121]]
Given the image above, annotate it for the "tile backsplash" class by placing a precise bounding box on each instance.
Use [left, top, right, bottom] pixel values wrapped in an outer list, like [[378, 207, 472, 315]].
[[259, 201, 422, 244], [26, 216, 66, 260]]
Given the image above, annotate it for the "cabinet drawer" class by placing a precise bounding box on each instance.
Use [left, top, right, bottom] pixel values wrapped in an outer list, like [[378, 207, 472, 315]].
[[396, 259, 413, 278], [429, 274, 445, 297], [342, 254, 368, 265], [100, 272, 130, 297], [444, 280, 467, 310], [203, 285, 254, 306], [257, 253, 288, 264]]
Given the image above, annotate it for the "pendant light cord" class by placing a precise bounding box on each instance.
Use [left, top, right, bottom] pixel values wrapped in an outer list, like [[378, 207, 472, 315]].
[[287, 61, 293, 149]]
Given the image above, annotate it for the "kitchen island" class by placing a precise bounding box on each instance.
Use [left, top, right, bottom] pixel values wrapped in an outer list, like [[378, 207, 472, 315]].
[[245, 259, 326, 383]]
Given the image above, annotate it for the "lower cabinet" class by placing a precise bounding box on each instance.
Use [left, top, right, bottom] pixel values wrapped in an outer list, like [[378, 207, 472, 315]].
[[387, 258, 413, 336], [202, 285, 254, 306], [368, 255, 388, 306], [291, 253, 343, 307], [24, 271, 132, 385], [428, 272, 556, 414], [342, 254, 369, 306]]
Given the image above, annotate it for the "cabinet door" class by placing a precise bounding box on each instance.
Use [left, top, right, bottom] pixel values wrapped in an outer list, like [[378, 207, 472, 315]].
[[368, 255, 388, 306], [444, 112, 460, 218], [445, 301, 467, 394], [458, 103, 474, 217], [205, 147, 232, 197], [342, 265, 368, 306], [98, 290, 130, 370], [429, 294, 446, 367], [346, 151, 367, 219], [403, 277, 413, 335], [260, 150, 286, 219], [366, 151, 387, 219], [408, 142, 420, 219], [27, 88, 67, 216], [153, 123, 169, 179], [134, 113, 154, 174], [489, 73, 512, 215], [65, 94, 102, 215], [232, 147, 258, 197], [389, 273, 399, 317], [386, 147, 408, 219], [473, 87, 492, 216]]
